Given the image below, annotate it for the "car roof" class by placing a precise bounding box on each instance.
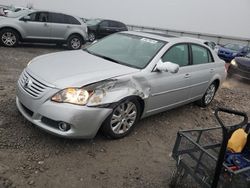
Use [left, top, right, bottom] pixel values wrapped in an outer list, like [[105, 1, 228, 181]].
[[122, 31, 208, 45]]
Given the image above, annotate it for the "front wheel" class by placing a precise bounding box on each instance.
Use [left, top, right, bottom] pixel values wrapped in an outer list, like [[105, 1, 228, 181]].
[[67, 35, 82, 50], [0, 29, 19, 47], [88, 32, 96, 42], [101, 98, 141, 139], [196, 82, 217, 107]]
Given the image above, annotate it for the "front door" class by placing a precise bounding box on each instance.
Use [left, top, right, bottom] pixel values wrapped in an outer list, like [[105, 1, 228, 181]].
[[19, 11, 51, 39], [145, 44, 192, 116]]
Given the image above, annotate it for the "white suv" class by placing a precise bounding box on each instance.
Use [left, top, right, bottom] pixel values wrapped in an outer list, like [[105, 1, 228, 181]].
[[0, 10, 88, 49]]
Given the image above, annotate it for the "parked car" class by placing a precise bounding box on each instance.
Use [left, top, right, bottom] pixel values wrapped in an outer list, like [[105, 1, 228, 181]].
[[217, 43, 250, 62], [0, 9, 88, 49], [86, 19, 128, 42], [16, 31, 226, 139], [228, 52, 250, 80]]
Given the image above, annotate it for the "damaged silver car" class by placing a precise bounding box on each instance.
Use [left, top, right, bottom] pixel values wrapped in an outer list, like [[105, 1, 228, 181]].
[[16, 31, 227, 139]]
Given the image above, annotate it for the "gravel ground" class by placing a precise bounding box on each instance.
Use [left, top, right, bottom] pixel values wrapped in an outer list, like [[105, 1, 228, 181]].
[[0, 44, 249, 188]]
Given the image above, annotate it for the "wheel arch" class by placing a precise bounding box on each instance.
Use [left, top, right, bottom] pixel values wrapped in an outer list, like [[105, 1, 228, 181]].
[[0, 27, 23, 40], [67, 33, 85, 43]]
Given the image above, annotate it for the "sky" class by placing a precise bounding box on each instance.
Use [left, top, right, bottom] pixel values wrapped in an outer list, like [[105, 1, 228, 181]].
[[1, 0, 250, 39]]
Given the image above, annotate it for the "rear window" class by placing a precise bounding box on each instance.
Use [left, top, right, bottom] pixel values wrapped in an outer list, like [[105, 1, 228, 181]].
[[191, 44, 214, 65], [49, 13, 81, 25]]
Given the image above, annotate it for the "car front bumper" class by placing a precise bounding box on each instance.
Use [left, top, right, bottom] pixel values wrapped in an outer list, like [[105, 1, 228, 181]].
[[16, 83, 113, 139], [227, 65, 250, 81]]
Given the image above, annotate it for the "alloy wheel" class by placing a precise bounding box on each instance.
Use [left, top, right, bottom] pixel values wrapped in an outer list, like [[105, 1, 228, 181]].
[[2, 32, 16, 46], [110, 101, 137, 135], [71, 38, 81, 49], [204, 84, 216, 105]]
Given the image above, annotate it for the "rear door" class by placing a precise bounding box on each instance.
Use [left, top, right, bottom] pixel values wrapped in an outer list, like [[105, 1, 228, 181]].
[[188, 44, 215, 99], [48, 13, 67, 40], [49, 13, 81, 40], [19, 11, 51, 39]]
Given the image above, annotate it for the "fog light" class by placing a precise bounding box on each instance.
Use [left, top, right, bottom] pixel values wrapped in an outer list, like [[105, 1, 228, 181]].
[[58, 122, 70, 132]]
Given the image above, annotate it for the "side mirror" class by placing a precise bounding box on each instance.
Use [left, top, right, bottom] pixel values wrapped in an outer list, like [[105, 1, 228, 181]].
[[154, 60, 179, 73], [21, 15, 31, 21]]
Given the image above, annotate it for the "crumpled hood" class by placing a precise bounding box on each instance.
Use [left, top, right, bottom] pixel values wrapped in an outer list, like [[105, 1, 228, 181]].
[[27, 50, 139, 88]]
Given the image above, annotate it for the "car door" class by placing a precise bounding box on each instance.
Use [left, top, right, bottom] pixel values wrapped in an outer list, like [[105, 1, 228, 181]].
[[48, 12, 68, 40], [19, 11, 51, 39], [145, 43, 192, 115], [188, 44, 215, 99], [97, 20, 111, 38]]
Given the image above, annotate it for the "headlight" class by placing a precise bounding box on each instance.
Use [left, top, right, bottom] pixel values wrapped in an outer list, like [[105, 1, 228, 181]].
[[51, 88, 93, 105], [230, 59, 237, 67], [51, 80, 116, 106], [232, 52, 237, 56]]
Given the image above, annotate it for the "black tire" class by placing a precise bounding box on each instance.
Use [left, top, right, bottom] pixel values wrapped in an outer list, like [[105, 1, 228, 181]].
[[67, 35, 83, 50], [196, 82, 217, 107], [101, 98, 141, 139], [88, 32, 96, 42], [0, 28, 19, 47]]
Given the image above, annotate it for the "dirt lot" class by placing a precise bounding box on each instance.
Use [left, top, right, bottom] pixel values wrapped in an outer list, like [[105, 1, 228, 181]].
[[0, 45, 250, 188]]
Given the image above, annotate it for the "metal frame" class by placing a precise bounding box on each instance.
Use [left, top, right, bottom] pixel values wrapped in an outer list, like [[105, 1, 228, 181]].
[[171, 107, 249, 188]]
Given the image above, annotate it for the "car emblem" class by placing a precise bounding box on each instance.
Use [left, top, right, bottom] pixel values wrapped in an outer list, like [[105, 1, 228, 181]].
[[24, 77, 32, 88]]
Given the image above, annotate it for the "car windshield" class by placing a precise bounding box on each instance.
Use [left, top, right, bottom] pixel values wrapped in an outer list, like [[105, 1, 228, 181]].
[[85, 33, 166, 69], [86, 19, 102, 26], [223, 43, 243, 51], [7, 9, 31, 18]]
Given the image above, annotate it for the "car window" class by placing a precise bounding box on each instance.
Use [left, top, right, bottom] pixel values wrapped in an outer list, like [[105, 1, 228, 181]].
[[99, 21, 109, 27], [162, 44, 189, 67], [49, 13, 64, 23], [109, 21, 118, 27], [29, 12, 48, 22], [191, 44, 213, 65], [64, 15, 81, 25]]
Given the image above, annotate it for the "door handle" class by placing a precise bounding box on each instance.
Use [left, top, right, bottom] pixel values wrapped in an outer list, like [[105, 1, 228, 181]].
[[44, 23, 48, 27], [67, 25, 71, 28], [210, 68, 215, 73], [184, 73, 191, 78]]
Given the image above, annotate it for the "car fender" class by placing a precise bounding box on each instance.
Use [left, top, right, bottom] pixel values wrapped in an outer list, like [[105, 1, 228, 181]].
[[65, 27, 88, 41], [87, 75, 151, 109]]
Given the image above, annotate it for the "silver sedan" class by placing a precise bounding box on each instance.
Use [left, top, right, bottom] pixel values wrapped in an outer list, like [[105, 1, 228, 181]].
[[16, 31, 226, 139]]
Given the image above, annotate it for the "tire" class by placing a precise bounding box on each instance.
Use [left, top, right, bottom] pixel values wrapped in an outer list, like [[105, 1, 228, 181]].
[[101, 98, 141, 139], [196, 82, 217, 107], [0, 28, 19, 47], [67, 35, 82, 50], [88, 32, 96, 42]]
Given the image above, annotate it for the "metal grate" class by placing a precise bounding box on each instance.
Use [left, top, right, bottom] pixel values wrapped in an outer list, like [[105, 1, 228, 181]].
[[18, 70, 50, 98]]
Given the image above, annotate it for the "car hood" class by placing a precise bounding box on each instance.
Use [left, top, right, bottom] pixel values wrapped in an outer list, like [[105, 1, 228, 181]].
[[235, 57, 250, 67], [27, 50, 139, 88], [219, 47, 237, 53]]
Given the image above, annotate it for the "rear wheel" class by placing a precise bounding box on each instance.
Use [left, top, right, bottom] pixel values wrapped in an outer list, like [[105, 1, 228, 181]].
[[196, 82, 217, 107], [0, 29, 19, 47], [101, 98, 141, 139], [67, 35, 82, 50]]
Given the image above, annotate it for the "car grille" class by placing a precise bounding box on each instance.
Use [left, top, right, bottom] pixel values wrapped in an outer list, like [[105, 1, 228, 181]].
[[18, 70, 51, 98]]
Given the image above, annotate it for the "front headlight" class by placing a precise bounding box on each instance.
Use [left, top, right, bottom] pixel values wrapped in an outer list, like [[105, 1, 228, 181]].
[[51, 88, 93, 105], [232, 52, 237, 56], [230, 59, 238, 67]]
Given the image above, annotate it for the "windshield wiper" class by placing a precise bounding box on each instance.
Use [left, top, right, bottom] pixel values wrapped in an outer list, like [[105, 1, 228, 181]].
[[84, 49, 121, 64]]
